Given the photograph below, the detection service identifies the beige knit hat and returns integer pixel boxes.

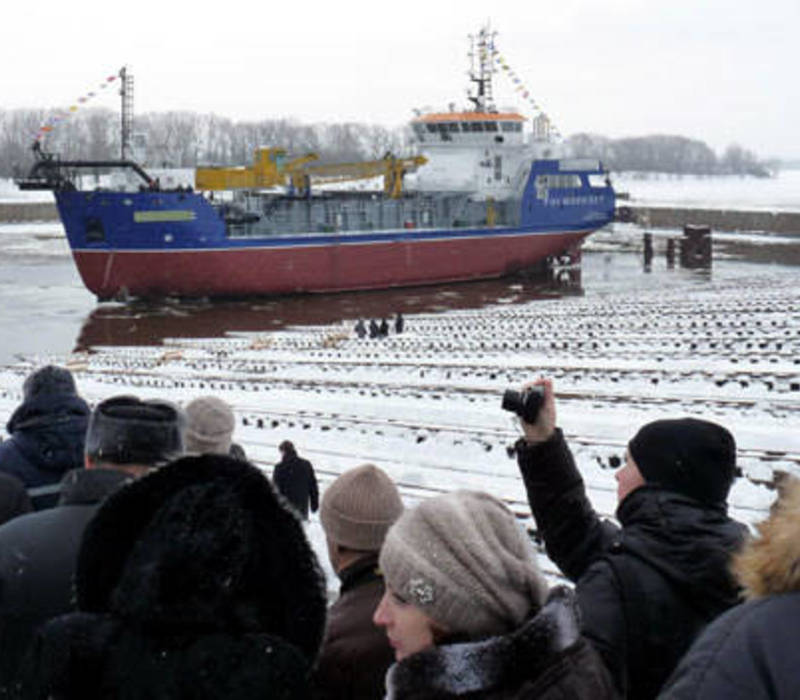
[379,490,547,639]
[184,396,236,456]
[320,464,403,551]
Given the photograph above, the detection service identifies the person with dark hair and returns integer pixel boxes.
[22,454,327,700]
[312,464,403,700]
[273,441,318,520]
[373,490,616,698]
[514,378,745,699]
[0,365,90,509]
[661,477,800,699]
[0,472,31,525]
[0,395,183,696]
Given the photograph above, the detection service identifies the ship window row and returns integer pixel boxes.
[536,174,583,189]
[416,121,523,136]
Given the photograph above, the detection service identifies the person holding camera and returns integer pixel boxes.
[509,378,746,699]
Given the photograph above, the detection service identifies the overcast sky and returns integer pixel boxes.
[4,0,798,158]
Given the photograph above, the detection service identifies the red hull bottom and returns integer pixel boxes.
[72,231,589,299]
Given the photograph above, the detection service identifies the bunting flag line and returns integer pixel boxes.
[489,46,562,141]
[32,71,120,143]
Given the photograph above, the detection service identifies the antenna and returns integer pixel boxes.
[467,25,497,113]
[120,66,134,161]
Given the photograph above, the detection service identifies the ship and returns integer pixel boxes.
[17,28,615,301]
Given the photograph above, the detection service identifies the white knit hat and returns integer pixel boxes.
[379,490,547,639]
[320,464,403,551]
[184,396,235,456]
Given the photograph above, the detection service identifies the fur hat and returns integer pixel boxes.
[320,463,403,551]
[76,455,327,660]
[85,395,184,467]
[628,418,737,505]
[184,396,236,455]
[380,490,547,639]
[22,365,76,400]
[734,476,800,599]
[26,455,327,699]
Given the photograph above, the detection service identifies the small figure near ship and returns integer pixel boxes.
[17,27,615,301]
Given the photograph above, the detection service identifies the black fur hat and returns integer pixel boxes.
[85,395,184,467]
[24,456,328,699]
[76,454,327,659]
[22,365,77,400]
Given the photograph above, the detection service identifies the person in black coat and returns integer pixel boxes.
[0,395,184,697]
[22,454,327,700]
[273,440,319,520]
[660,477,800,699]
[0,472,31,525]
[0,365,90,509]
[514,378,745,699]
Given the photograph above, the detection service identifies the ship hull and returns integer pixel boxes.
[70,226,592,299]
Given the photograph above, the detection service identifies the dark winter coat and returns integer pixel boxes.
[0,390,90,509]
[311,554,394,700]
[660,479,800,699]
[23,455,328,700]
[273,451,319,520]
[0,471,32,525]
[385,586,618,699]
[517,430,745,699]
[0,468,131,696]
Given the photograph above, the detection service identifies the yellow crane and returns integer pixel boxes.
[195,147,427,199]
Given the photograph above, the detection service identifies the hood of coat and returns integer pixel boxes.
[5,392,90,476]
[734,478,800,599]
[385,586,580,698]
[616,486,746,610]
[74,455,327,664]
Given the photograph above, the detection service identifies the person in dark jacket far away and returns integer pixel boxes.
[311,463,404,700]
[184,394,246,460]
[660,476,800,699]
[273,440,319,520]
[0,365,90,510]
[0,395,183,698]
[374,490,617,699]
[515,377,745,699]
[394,312,404,334]
[0,472,31,525]
[22,454,327,700]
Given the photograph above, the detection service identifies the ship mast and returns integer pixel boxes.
[467,26,497,113]
[120,66,134,161]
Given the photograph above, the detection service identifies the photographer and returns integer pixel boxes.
[510,378,745,699]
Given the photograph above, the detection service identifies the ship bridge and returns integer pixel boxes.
[409,111,555,201]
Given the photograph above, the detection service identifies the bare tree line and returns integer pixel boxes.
[1,107,771,178]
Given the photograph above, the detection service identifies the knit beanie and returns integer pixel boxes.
[184,396,236,455]
[628,417,737,505]
[320,464,403,551]
[379,490,547,639]
[22,365,77,400]
[85,395,184,467]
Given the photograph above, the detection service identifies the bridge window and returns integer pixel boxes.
[483,122,498,132]
[500,122,522,132]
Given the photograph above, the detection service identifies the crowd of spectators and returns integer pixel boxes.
[0,364,793,698]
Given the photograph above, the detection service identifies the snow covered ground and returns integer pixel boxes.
[0,224,797,589]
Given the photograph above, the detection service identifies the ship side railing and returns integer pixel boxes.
[16,158,154,191]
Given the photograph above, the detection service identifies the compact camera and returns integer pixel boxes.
[501,386,545,424]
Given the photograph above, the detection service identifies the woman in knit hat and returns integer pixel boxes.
[515,377,745,699]
[373,490,616,699]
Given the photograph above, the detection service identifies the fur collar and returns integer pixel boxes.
[735,478,800,598]
[386,586,580,698]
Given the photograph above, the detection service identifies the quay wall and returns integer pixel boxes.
[0,202,58,222]
[626,206,800,235]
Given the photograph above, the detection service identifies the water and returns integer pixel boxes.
[0,220,798,365]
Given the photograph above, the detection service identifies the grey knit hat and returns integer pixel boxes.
[379,490,547,639]
[184,396,236,456]
[320,464,403,551]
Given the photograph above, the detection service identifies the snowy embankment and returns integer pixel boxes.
[0,264,797,589]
